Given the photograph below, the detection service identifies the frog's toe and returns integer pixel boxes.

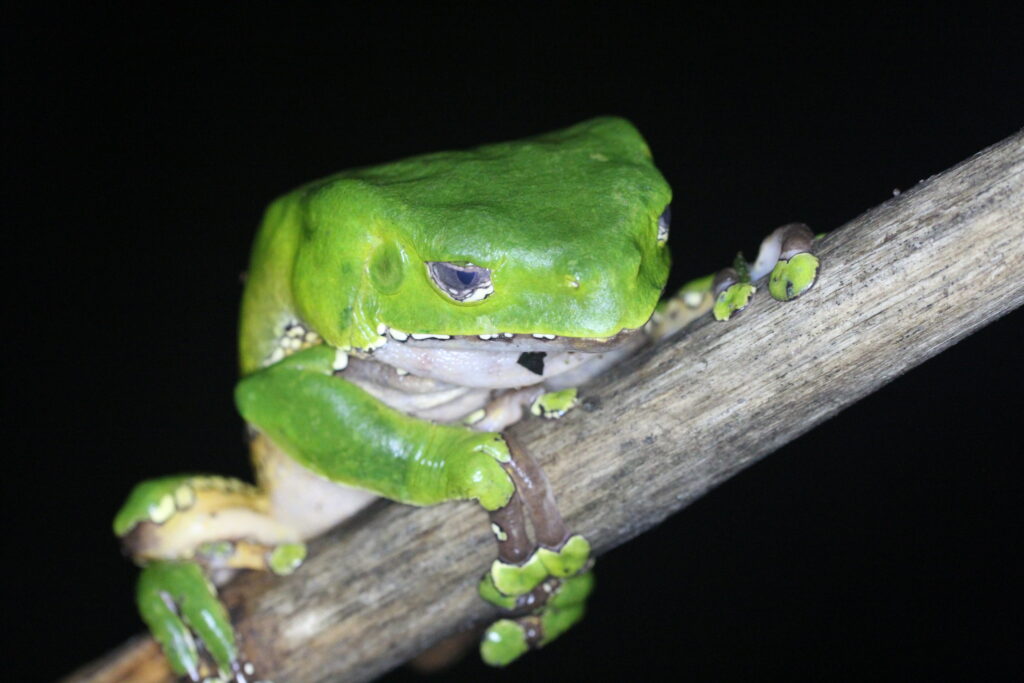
[479,572,519,609]
[137,561,237,681]
[713,282,756,321]
[489,552,549,596]
[768,251,820,301]
[547,570,594,608]
[530,388,579,419]
[488,533,591,596]
[481,618,532,666]
[536,534,591,577]
[268,541,307,575]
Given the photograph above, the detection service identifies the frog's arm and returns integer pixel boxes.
[235,345,515,510]
[238,345,593,665]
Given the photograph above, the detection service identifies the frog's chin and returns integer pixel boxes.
[364,322,648,354]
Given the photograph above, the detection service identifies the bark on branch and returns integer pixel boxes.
[68,131,1024,683]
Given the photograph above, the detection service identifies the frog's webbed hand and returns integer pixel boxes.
[115,476,306,680]
[476,434,593,666]
[649,222,820,339]
[712,222,820,321]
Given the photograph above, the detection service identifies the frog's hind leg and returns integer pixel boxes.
[119,433,373,680]
[116,466,311,681]
[477,434,593,666]
[117,472,305,576]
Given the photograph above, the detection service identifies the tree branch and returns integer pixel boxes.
[68,131,1023,683]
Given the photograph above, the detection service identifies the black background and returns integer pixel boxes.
[5,6,1022,682]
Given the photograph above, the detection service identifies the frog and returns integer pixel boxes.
[114,117,819,681]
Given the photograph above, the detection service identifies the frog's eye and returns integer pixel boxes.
[657,205,671,244]
[426,262,494,302]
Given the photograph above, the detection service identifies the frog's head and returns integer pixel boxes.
[290,117,672,352]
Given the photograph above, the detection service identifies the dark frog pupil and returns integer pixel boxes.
[456,269,477,286]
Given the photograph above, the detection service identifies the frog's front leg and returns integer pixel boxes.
[235,345,591,667]
[475,433,593,666]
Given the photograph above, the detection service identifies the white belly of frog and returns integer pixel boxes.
[352,378,493,421]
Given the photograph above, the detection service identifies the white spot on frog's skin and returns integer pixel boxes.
[362,334,388,351]
[411,333,451,340]
[389,329,409,341]
[532,333,556,340]
[376,323,388,336]
[684,291,704,308]
[148,495,176,524]
[396,368,409,376]
[332,349,349,371]
[243,662,255,675]
[264,322,322,366]
[174,484,196,510]
[479,334,497,340]
[490,522,508,541]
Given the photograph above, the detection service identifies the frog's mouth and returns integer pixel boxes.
[359,322,649,389]
[369,322,647,354]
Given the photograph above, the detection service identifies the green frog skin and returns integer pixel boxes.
[114,117,819,681]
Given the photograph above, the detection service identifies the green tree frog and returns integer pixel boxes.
[114,117,819,681]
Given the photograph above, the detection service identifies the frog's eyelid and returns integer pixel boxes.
[426,262,494,302]
[657,204,671,244]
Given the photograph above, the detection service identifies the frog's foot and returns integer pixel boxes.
[486,533,591,596]
[529,388,578,419]
[478,539,594,667]
[710,222,819,321]
[117,475,307,680]
[750,222,820,302]
[711,263,757,322]
[136,560,240,682]
[769,251,820,301]
[480,572,594,666]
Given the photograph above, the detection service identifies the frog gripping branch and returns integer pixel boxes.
[114,117,818,681]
